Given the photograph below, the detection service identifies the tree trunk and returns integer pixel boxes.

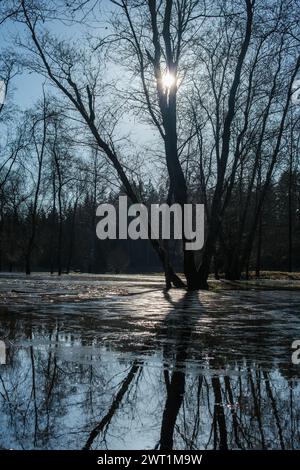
[288,130,293,273]
[66,199,78,274]
[255,215,262,278]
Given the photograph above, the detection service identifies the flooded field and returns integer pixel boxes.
[0,274,300,450]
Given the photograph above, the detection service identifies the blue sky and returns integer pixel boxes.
[1,0,113,108]
[2,1,158,142]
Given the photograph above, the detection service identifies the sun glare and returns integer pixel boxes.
[161,71,176,90]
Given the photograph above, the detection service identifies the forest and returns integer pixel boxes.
[0,0,299,289]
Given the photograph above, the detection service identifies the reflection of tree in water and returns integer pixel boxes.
[0,322,68,448]
[156,292,300,450]
[0,295,300,450]
[83,360,143,449]
[0,317,139,449]
[157,292,228,450]
[158,292,197,450]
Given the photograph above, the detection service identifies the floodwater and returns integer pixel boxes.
[0,274,300,450]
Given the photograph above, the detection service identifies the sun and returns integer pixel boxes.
[161,71,176,91]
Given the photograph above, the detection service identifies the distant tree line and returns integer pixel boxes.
[1,132,299,276]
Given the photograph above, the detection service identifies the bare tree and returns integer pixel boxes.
[24,91,49,275]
